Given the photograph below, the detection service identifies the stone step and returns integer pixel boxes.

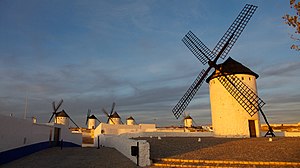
[151,158,300,167]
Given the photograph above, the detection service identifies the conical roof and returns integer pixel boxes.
[206,57,259,83]
[184,115,192,120]
[127,116,134,120]
[111,112,120,118]
[56,110,69,117]
[88,114,97,119]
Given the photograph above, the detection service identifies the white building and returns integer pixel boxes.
[207,57,261,138]
[55,110,69,126]
[87,115,97,129]
[184,115,193,128]
[109,112,121,125]
[0,114,82,164]
[126,116,135,125]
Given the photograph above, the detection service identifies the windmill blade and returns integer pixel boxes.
[53,99,63,112]
[217,74,265,117]
[102,108,110,123]
[172,69,210,119]
[182,31,215,65]
[69,116,80,128]
[48,113,55,123]
[102,108,110,117]
[212,4,257,59]
[109,117,115,124]
[96,117,101,123]
[52,101,56,112]
[133,119,138,125]
[110,102,116,115]
[85,110,91,126]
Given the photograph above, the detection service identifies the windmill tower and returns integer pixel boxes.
[183,115,193,128]
[172,4,275,137]
[48,99,80,128]
[86,109,101,129]
[55,110,70,126]
[126,116,135,125]
[102,102,123,125]
[207,57,261,137]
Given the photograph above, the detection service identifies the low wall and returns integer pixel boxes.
[96,134,151,167]
[284,131,300,137]
[0,114,81,165]
[121,131,213,139]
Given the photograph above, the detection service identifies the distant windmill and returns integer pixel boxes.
[181,113,196,128]
[86,109,101,129]
[48,99,79,128]
[126,116,137,125]
[102,102,123,125]
[172,4,275,137]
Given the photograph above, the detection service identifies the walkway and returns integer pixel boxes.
[1,147,138,168]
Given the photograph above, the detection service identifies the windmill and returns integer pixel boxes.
[181,113,196,128]
[48,99,63,123]
[126,116,137,125]
[86,109,101,129]
[102,102,123,125]
[172,4,275,137]
[48,99,80,128]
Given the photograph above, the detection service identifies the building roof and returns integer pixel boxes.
[56,110,69,117]
[206,57,259,83]
[184,115,193,120]
[88,114,97,119]
[110,112,120,118]
[127,116,134,120]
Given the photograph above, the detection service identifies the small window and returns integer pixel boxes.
[241,77,244,80]
[249,77,251,81]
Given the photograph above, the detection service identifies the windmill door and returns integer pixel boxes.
[54,127,61,146]
[248,120,256,137]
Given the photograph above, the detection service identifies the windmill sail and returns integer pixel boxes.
[172,4,258,119]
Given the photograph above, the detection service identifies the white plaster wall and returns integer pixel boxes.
[121,132,213,139]
[97,134,151,167]
[184,119,192,127]
[0,115,51,152]
[57,124,82,145]
[55,117,69,127]
[109,118,120,125]
[284,131,300,137]
[209,74,261,138]
[94,123,156,136]
[88,119,96,129]
[126,119,134,125]
[0,114,81,152]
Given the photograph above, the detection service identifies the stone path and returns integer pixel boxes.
[1,147,139,168]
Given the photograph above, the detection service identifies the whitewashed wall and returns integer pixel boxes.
[97,134,151,167]
[0,114,81,153]
[94,123,156,136]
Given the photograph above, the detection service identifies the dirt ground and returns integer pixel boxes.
[136,137,300,162]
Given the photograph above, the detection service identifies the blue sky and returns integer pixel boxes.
[0,0,299,127]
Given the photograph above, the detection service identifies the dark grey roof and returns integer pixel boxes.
[56,110,69,117]
[206,57,259,83]
[127,116,134,120]
[184,115,192,120]
[111,112,120,118]
[88,114,97,119]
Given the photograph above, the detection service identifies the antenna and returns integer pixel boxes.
[24,91,28,120]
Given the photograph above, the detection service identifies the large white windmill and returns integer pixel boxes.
[172,4,275,138]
